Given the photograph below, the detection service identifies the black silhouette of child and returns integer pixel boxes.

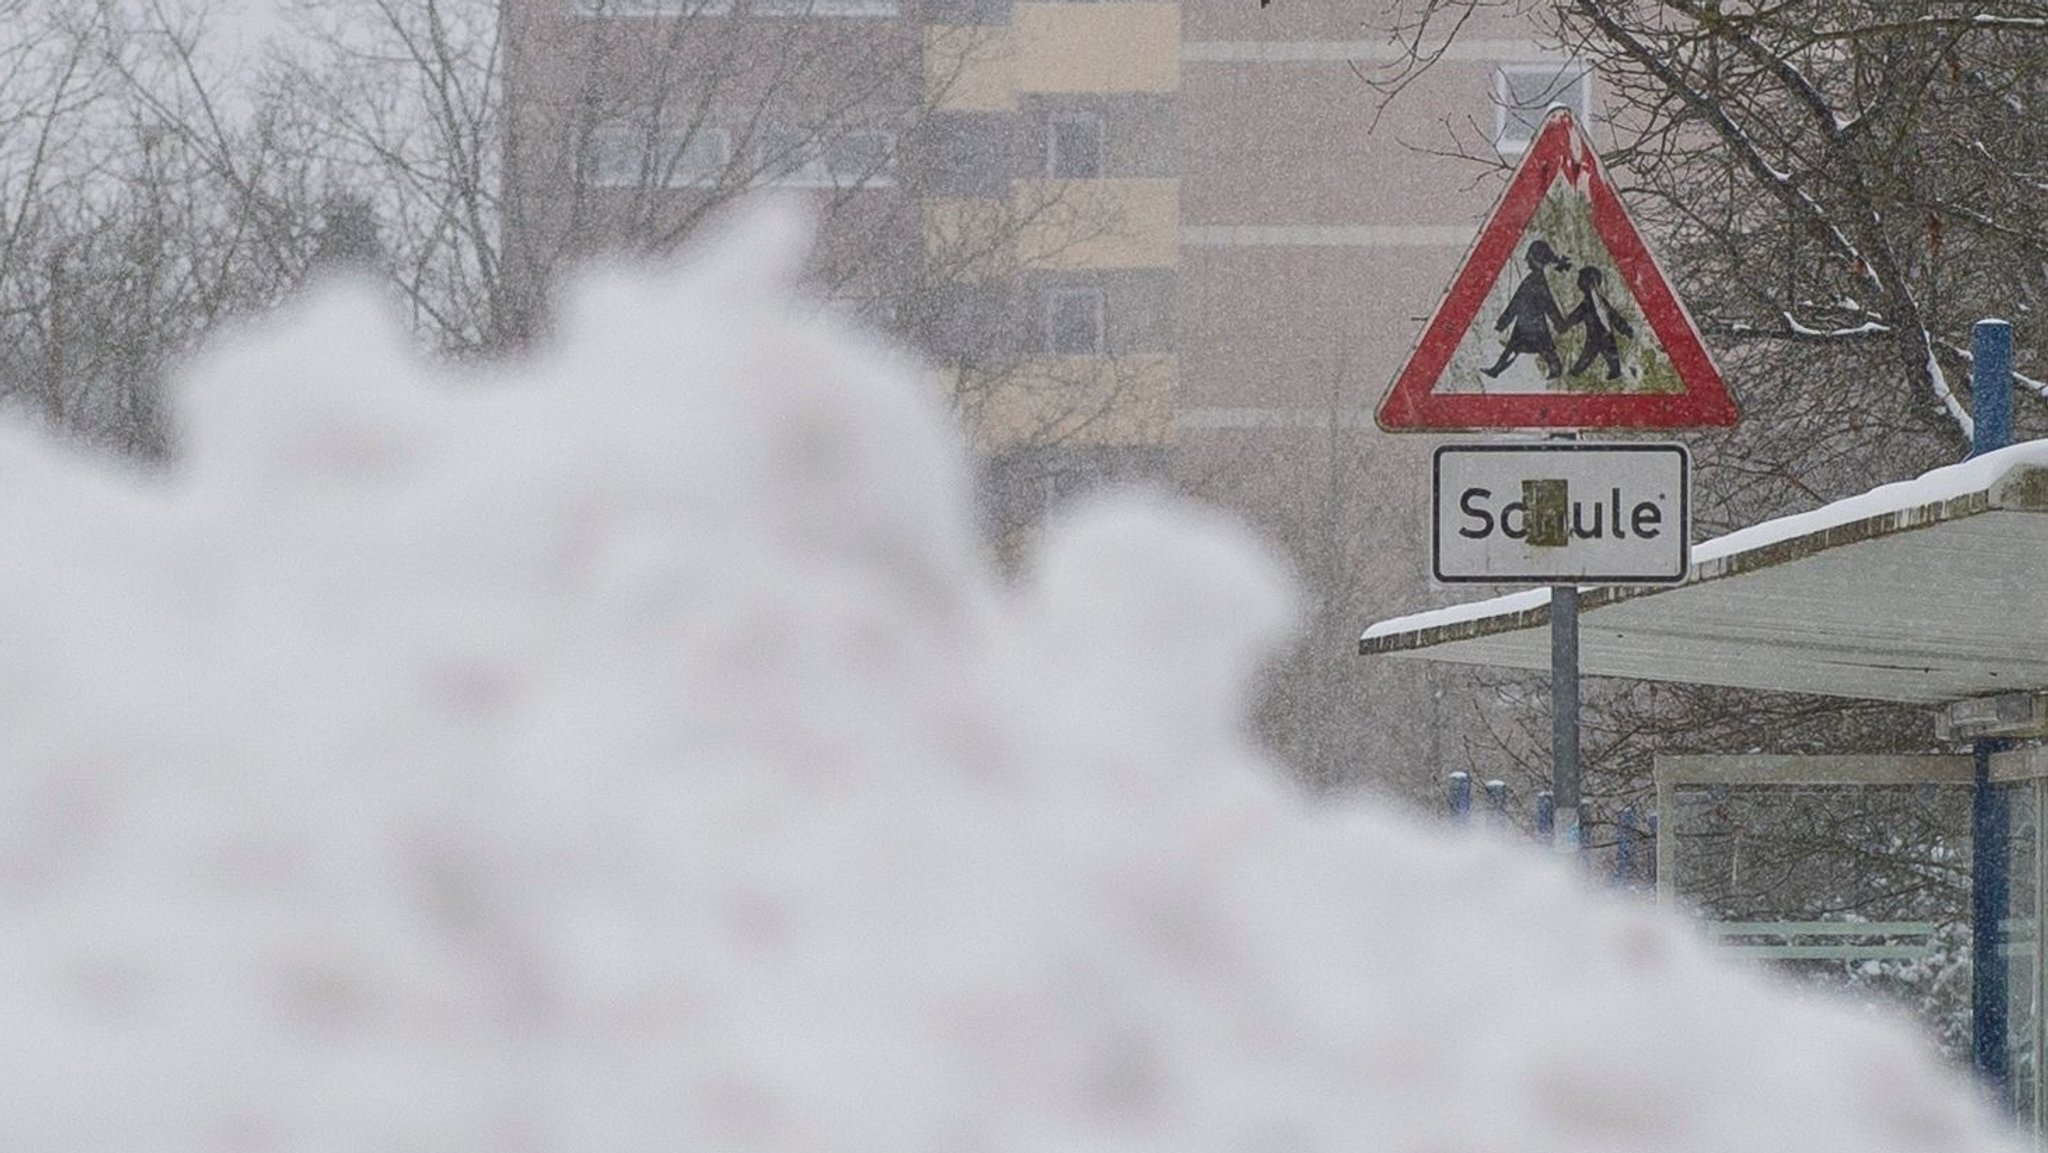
[1480,240,1570,380]
[1560,265,1634,380]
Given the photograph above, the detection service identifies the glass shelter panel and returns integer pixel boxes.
[1666,782,1975,1063]
[2007,778,2043,1137]
[1656,751,2048,1147]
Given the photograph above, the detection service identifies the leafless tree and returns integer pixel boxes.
[0,1,323,454]
[1365,0,2048,517]
[253,0,1167,542]
[0,0,1165,525]
[1336,0,2048,899]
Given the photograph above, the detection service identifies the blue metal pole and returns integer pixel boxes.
[1972,319,2014,460]
[1448,772,1472,825]
[1535,790,1554,840]
[1968,318,2016,1108]
[1614,805,1637,886]
[1973,737,2014,1106]
[1484,779,1508,828]
[1647,812,1659,889]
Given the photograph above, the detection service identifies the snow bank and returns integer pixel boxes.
[0,204,2021,1152]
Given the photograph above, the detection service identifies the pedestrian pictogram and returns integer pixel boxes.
[1376,108,1738,431]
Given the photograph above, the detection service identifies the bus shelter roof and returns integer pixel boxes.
[1359,442,2048,706]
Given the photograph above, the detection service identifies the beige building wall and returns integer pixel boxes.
[1173,0,1587,800]
[926,0,1186,542]
[506,0,1579,800]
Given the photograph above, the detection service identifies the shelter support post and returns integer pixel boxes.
[1973,737,2014,1105]
[1968,317,2017,1105]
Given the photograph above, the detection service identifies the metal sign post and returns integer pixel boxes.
[1429,440,1689,855]
[1370,108,1731,862]
[1551,582,1580,853]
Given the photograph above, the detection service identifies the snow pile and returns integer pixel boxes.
[0,206,2022,1152]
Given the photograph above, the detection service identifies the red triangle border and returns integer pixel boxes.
[1376,110,1739,431]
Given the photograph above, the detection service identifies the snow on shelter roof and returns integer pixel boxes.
[1359,440,2048,705]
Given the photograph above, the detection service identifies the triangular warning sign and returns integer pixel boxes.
[1377,109,1738,431]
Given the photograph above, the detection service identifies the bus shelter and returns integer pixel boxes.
[1361,442,2048,1131]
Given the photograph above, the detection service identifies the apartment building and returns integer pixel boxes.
[917,0,1182,536]
[1173,5,1594,789]
[504,0,1591,792]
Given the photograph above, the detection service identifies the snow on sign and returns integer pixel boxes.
[1378,109,1738,431]
[1434,443,1690,584]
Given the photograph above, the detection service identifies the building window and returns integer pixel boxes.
[754,125,896,188]
[587,121,644,187]
[1494,62,1592,154]
[752,124,814,184]
[829,287,902,330]
[575,0,728,14]
[660,128,731,186]
[750,0,900,13]
[586,122,730,188]
[984,445,1168,539]
[1046,286,1105,356]
[575,0,899,16]
[1047,114,1103,179]
[823,129,898,187]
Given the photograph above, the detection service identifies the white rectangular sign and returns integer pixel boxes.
[1433,443,1690,584]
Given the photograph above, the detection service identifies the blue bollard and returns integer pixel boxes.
[1971,319,2013,460]
[1647,812,1659,888]
[1448,772,1472,825]
[1614,805,1637,885]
